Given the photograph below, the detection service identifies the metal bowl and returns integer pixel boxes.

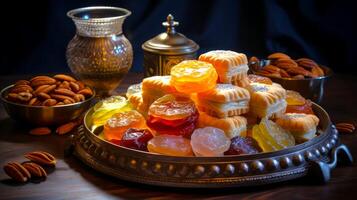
[69,102,353,188]
[249,60,333,103]
[0,85,95,126]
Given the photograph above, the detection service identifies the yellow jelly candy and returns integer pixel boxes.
[252,125,276,152]
[170,60,218,94]
[286,90,306,106]
[259,119,295,150]
[92,96,132,127]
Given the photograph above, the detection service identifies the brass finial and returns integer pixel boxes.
[162,14,179,34]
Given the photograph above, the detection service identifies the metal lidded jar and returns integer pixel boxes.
[142,14,199,77]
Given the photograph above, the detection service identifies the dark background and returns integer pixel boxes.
[0,0,355,75]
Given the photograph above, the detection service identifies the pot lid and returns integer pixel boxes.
[142,14,199,55]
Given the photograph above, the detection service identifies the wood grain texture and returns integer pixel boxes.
[0,73,356,200]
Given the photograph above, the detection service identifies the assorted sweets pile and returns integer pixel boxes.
[250,52,325,80]
[91,50,320,157]
[5,74,93,106]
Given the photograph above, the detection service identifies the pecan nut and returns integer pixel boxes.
[30,76,56,88]
[24,151,56,166]
[78,88,93,97]
[56,121,78,135]
[73,94,85,102]
[267,52,291,60]
[22,162,47,177]
[296,58,319,69]
[10,84,33,94]
[15,80,30,86]
[54,88,76,97]
[42,99,57,106]
[50,94,75,103]
[311,66,325,77]
[69,82,80,92]
[53,74,77,82]
[37,92,51,100]
[34,84,56,95]
[274,58,298,69]
[3,162,31,182]
[17,92,33,102]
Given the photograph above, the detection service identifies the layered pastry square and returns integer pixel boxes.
[196,84,250,118]
[246,82,287,118]
[198,112,247,138]
[198,50,250,87]
[128,92,148,116]
[275,113,319,142]
[141,76,177,106]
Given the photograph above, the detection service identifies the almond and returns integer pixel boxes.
[24,151,56,166]
[42,99,57,106]
[22,162,47,177]
[29,127,51,135]
[53,74,77,82]
[30,76,56,88]
[54,88,76,97]
[3,162,31,182]
[56,122,78,135]
[267,52,291,60]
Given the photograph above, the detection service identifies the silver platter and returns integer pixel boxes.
[70,103,353,188]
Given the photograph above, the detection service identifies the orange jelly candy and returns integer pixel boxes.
[147,94,198,138]
[104,110,146,141]
[147,135,193,156]
[170,60,218,94]
[286,90,306,106]
[286,100,314,114]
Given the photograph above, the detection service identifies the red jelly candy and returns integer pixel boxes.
[224,136,261,155]
[147,94,199,137]
[110,128,153,151]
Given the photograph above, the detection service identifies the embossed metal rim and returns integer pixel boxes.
[67,6,131,22]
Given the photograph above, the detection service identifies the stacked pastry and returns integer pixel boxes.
[246,82,287,119]
[199,50,250,87]
[195,51,251,139]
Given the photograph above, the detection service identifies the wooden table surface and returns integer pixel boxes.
[0,73,356,200]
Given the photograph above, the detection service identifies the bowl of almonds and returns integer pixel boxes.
[249,52,333,103]
[0,74,95,126]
